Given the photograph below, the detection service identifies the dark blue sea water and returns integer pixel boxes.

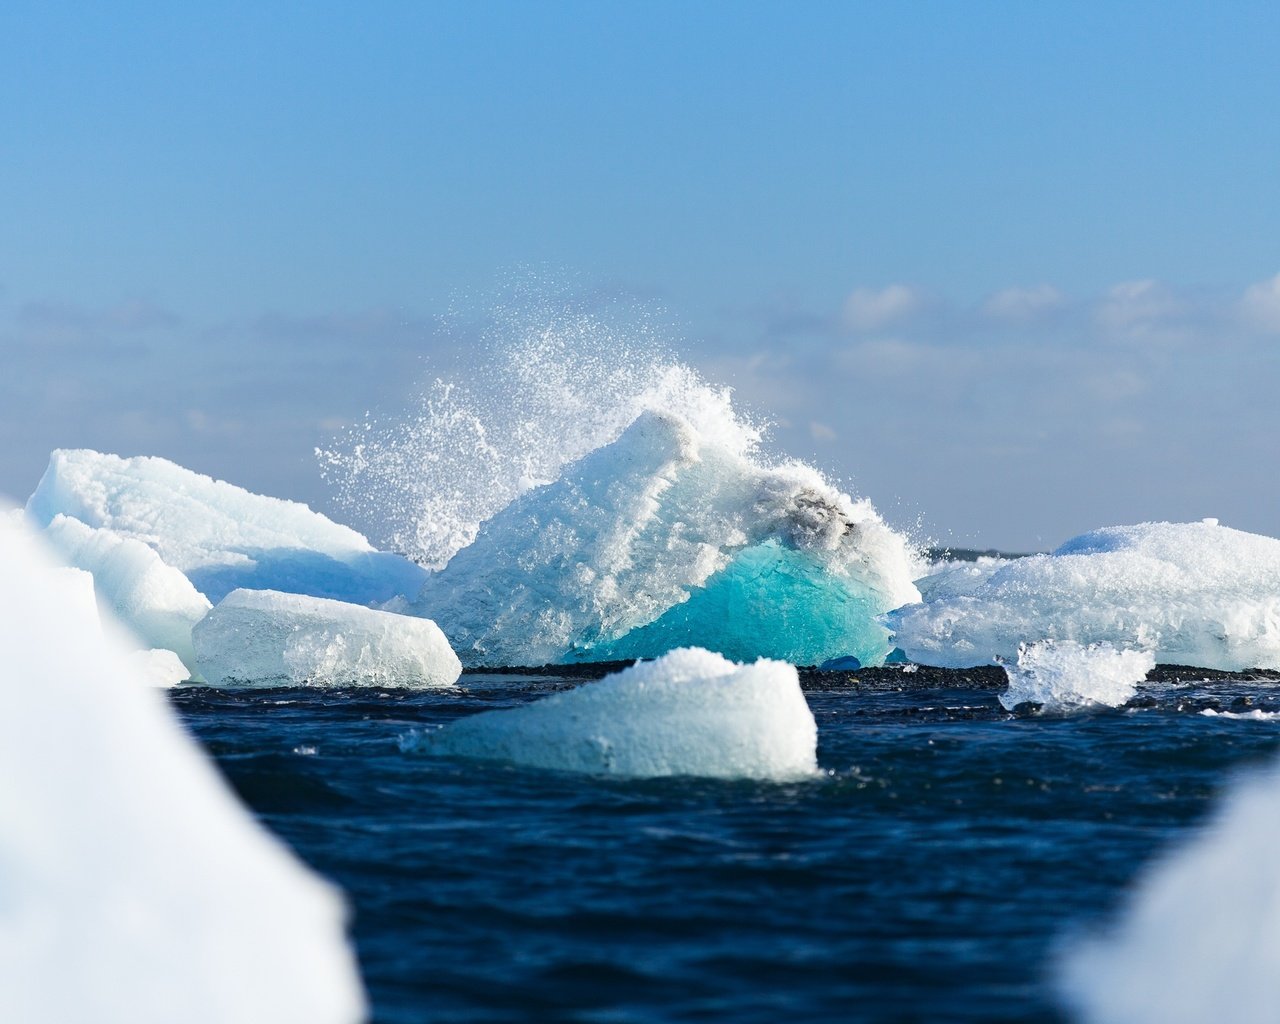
[171,668,1280,1024]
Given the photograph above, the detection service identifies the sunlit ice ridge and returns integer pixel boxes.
[318,292,923,668]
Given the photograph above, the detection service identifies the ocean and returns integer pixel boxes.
[172,665,1280,1023]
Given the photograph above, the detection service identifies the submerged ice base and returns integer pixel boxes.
[889,520,1280,672]
[417,410,920,667]
[194,589,461,688]
[411,647,818,780]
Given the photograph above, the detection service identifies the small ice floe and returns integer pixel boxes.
[407,646,818,780]
[26,448,426,604]
[1058,759,1280,1024]
[1200,708,1280,722]
[0,511,365,1023]
[999,640,1155,712]
[889,520,1280,672]
[193,589,461,688]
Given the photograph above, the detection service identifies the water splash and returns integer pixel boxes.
[317,290,765,568]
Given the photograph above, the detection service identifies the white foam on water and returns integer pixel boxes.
[999,640,1155,711]
[1059,759,1280,1024]
[0,514,365,1023]
[889,520,1280,671]
[194,588,461,688]
[406,647,819,780]
[1200,708,1280,722]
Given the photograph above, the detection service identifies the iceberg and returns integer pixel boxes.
[410,647,818,780]
[999,640,1155,711]
[194,588,461,688]
[887,520,1280,671]
[27,448,428,605]
[42,513,211,671]
[0,517,365,1023]
[416,410,921,667]
[1059,759,1280,1024]
[125,648,192,688]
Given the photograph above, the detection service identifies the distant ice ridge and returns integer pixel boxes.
[0,516,365,1022]
[408,647,818,779]
[888,520,1280,671]
[194,589,461,688]
[41,513,211,672]
[1059,759,1280,1024]
[28,448,427,604]
[999,640,1154,711]
[416,409,921,667]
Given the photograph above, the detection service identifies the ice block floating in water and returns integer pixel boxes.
[411,647,819,780]
[889,520,1280,672]
[194,588,461,688]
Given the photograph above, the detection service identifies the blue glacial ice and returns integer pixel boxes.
[408,646,818,780]
[194,588,461,688]
[27,448,427,605]
[415,409,921,667]
[0,514,364,1024]
[888,520,1280,671]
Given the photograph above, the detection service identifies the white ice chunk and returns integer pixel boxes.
[411,647,818,779]
[0,514,364,1024]
[1059,759,1280,1024]
[126,648,191,688]
[417,410,920,667]
[27,448,427,604]
[888,521,1280,671]
[194,588,461,688]
[42,513,211,671]
[999,640,1155,711]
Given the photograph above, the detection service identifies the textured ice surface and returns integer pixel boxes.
[888,521,1280,671]
[999,640,1155,711]
[194,588,461,688]
[0,518,364,1024]
[28,448,427,604]
[1059,759,1280,1024]
[412,647,818,779]
[417,410,920,667]
[42,513,211,671]
[126,648,191,688]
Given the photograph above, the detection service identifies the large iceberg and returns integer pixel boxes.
[194,588,461,688]
[410,647,818,780]
[1059,759,1280,1024]
[27,448,427,604]
[0,517,365,1023]
[415,410,921,667]
[888,520,1280,671]
[42,513,211,672]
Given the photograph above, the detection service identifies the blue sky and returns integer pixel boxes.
[2,2,1278,550]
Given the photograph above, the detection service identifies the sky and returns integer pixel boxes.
[2,1,1278,551]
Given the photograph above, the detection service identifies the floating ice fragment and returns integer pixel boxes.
[0,514,365,1023]
[888,521,1280,671]
[1059,759,1280,1024]
[194,588,461,688]
[126,648,191,688]
[411,647,819,780]
[42,513,211,671]
[417,410,920,667]
[999,640,1154,711]
[27,448,427,604]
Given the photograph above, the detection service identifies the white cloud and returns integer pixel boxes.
[1240,272,1280,333]
[1095,279,1186,337]
[841,284,923,332]
[982,284,1065,322]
